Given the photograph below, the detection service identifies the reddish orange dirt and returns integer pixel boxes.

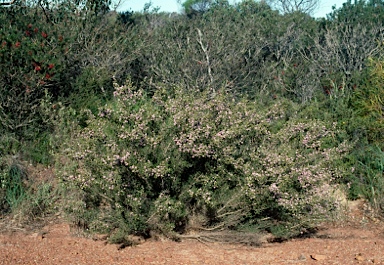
[1,200,384,265]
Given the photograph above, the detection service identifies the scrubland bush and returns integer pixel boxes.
[0,3,143,164]
[0,3,143,225]
[0,7,67,137]
[126,1,383,105]
[57,79,352,239]
[348,57,384,212]
[353,57,384,145]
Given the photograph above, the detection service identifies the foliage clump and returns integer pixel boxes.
[57,80,351,239]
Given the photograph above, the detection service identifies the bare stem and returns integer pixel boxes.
[196,28,214,85]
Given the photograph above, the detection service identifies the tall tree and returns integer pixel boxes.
[327,0,384,24]
[267,0,319,14]
[178,0,229,15]
[179,0,212,14]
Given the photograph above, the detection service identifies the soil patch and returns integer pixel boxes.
[1,200,383,264]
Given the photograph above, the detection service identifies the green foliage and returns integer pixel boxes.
[328,0,384,24]
[5,164,27,211]
[352,146,384,205]
[322,0,383,86]
[0,159,11,212]
[0,3,142,134]
[353,58,384,145]
[0,134,20,157]
[69,67,113,114]
[0,160,27,212]
[22,132,53,165]
[127,2,347,103]
[348,58,384,211]
[0,3,142,169]
[26,182,55,218]
[0,157,56,218]
[132,1,282,98]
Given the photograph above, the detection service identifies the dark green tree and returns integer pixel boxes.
[327,0,384,24]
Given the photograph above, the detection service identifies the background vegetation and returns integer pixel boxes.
[0,0,383,243]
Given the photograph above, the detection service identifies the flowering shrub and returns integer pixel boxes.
[245,121,351,234]
[0,7,67,136]
[58,79,352,238]
[0,6,138,139]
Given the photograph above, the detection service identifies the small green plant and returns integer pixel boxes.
[0,134,20,157]
[22,132,53,165]
[0,155,57,221]
[26,182,55,218]
[0,162,27,212]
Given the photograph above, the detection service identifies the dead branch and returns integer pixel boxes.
[188,222,225,232]
[216,209,243,219]
[177,230,264,246]
[196,28,213,85]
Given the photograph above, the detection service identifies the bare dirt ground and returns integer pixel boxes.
[1,200,384,265]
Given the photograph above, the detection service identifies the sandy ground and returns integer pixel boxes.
[1,199,384,265]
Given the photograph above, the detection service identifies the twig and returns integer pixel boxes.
[216,209,243,219]
[98,192,113,203]
[177,230,263,246]
[189,222,225,231]
[38,0,51,24]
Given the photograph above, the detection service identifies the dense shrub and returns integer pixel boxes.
[57,80,352,239]
[127,2,284,97]
[348,57,384,211]
[0,6,68,137]
[353,58,384,145]
[124,2,382,104]
[0,3,144,131]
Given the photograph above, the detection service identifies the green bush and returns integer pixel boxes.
[349,57,384,211]
[57,79,352,239]
[0,4,143,167]
[0,6,68,137]
[0,3,143,129]
[353,58,384,146]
